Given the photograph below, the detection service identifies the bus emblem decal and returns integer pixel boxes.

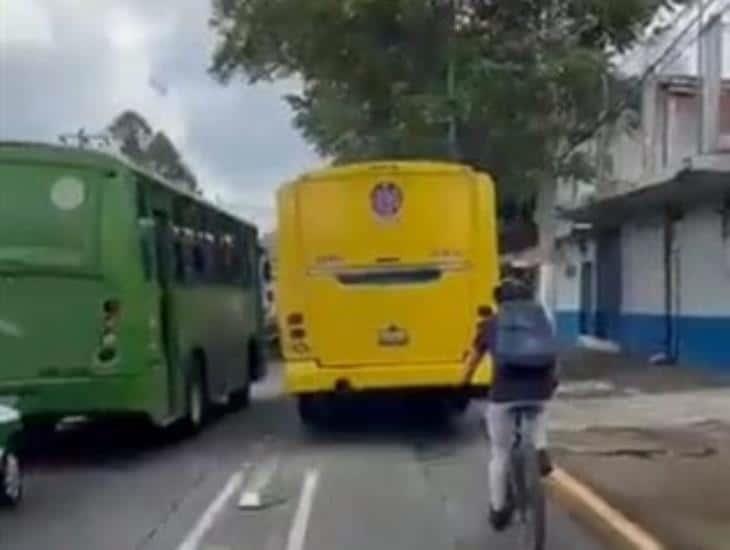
[378,324,409,347]
[371,182,403,219]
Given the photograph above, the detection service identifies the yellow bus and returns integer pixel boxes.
[276,161,499,424]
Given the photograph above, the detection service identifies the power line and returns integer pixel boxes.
[647,0,721,73]
[658,0,730,74]
[561,0,722,161]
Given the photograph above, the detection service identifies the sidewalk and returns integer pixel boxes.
[551,348,730,550]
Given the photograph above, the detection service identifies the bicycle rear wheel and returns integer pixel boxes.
[519,445,546,550]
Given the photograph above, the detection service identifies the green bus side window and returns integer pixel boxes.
[136,181,154,281]
[173,239,187,283]
[240,230,252,288]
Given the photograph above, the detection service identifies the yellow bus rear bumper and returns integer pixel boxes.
[284,358,492,395]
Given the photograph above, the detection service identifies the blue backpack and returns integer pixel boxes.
[494,300,558,368]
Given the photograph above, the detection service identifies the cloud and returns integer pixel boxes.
[0,0,54,48]
[0,1,321,230]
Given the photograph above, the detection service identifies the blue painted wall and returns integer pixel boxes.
[555,310,730,371]
[555,311,580,344]
[676,315,730,370]
[617,313,666,357]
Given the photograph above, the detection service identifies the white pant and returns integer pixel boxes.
[485,401,548,510]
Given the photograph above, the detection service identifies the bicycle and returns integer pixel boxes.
[507,403,546,550]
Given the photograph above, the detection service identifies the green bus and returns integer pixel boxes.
[0,142,265,432]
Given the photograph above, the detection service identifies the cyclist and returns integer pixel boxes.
[463,279,558,531]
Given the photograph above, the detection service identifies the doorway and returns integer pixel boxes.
[579,261,594,335]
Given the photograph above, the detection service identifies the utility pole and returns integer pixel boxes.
[697,0,705,153]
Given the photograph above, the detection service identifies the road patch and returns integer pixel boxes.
[237,455,282,510]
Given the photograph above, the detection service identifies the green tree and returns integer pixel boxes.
[107,110,199,193]
[210,0,679,203]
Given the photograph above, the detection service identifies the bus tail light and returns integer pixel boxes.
[292,342,310,354]
[287,313,304,326]
[103,299,121,329]
[286,313,310,354]
[98,299,121,362]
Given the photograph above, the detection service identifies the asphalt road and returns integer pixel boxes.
[0,367,606,550]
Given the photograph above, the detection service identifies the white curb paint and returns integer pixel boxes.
[550,467,665,550]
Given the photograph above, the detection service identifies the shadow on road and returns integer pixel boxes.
[15,389,488,472]
[20,420,177,471]
[297,396,487,456]
[17,406,243,471]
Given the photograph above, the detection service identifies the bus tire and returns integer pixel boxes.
[248,339,265,383]
[183,362,208,435]
[228,379,251,411]
[229,340,257,411]
[297,395,325,428]
[0,448,22,507]
[450,396,470,416]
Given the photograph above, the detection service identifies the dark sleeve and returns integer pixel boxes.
[473,317,495,354]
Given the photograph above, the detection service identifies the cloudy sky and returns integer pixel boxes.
[0,0,322,231]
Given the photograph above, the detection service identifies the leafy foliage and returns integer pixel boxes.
[210,0,681,204]
[107,111,199,192]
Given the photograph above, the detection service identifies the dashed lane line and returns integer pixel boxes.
[177,468,246,550]
[285,469,320,550]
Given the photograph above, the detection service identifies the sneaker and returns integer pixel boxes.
[489,504,513,531]
[538,449,553,477]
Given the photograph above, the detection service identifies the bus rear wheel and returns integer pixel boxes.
[230,341,257,411]
[228,381,251,411]
[182,366,208,435]
[450,396,470,416]
[297,395,327,428]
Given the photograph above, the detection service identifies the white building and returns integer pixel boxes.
[556,156,730,368]
[549,16,730,370]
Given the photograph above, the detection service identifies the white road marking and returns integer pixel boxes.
[285,469,320,550]
[177,470,245,550]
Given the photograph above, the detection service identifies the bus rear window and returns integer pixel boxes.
[0,164,98,270]
[336,268,442,286]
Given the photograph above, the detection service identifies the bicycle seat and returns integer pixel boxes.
[510,403,542,417]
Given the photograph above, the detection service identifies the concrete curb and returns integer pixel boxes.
[547,466,665,550]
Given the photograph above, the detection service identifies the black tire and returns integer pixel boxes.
[182,364,208,436]
[248,339,266,383]
[517,447,546,550]
[421,397,451,426]
[228,380,251,411]
[298,395,326,429]
[0,450,22,507]
[450,396,470,416]
[231,340,258,410]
